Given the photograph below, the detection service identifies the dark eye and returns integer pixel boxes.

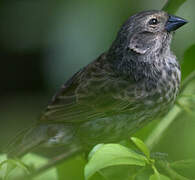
[149,18,158,25]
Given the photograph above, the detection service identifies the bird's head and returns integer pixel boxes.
[109,10,187,56]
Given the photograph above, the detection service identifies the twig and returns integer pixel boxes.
[158,161,189,180]
[17,146,82,180]
[145,105,181,150]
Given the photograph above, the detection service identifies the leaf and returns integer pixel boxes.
[150,163,171,180]
[181,45,195,81]
[131,137,150,159]
[150,173,160,180]
[0,159,30,174]
[0,154,7,179]
[22,153,49,169]
[150,165,170,180]
[22,153,58,180]
[150,173,170,180]
[102,165,142,180]
[0,158,30,179]
[0,154,7,163]
[1,153,57,180]
[134,166,153,180]
[88,144,104,160]
[4,162,17,180]
[84,144,146,179]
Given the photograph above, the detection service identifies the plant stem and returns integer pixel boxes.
[158,161,189,180]
[145,105,181,150]
[16,146,81,180]
[163,0,187,14]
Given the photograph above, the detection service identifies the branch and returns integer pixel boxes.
[158,161,189,180]
[16,146,82,180]
[145,106,181,149]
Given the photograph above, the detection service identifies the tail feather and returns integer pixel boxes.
[3,124,78,158]
[4,125,49,158]
[3,128,29,157]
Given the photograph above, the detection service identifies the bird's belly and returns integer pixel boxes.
[77,111,155,146]
[77,66,180,146]
[77,86,179,147]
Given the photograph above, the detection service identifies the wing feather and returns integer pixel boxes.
[39,54,134,124]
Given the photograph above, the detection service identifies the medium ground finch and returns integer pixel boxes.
[5,10,187,158]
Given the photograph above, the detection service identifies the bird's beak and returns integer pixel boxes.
[165,15,188,32]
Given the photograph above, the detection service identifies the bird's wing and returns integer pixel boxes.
[39,54,135,124]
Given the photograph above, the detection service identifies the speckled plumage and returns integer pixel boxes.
[6,10,186,157]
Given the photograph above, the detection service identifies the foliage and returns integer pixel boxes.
[85,137,169,180]
[0,153,57,180]
[1,137,194,179]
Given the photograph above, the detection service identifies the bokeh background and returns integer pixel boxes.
[0,0,195,179]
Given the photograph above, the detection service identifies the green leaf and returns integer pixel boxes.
[1,153,57,180]
[84,144,146,179]
[88,144,104,160]
[0,154,7,179]
[0,154,7,163]
[22,153,49,169]
[134,166,153,180]
[22,153,58,180]
[150,165,170,180]
[150,173,170,180]
[0,158,30,180]
[131,137,150,159]
[0,159,30,174]
[99,165,141,180]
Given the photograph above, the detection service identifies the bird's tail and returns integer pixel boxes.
[3,125,47,158]
[3,124,77,158]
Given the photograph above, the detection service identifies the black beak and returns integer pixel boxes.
[165,15,188,32]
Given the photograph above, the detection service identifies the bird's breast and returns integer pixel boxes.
[133,58,181,117]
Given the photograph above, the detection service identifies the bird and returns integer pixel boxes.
[5,10,187,158]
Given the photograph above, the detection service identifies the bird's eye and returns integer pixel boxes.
[149,18,158,25]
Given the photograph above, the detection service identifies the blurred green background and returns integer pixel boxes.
[0,0,195,179]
